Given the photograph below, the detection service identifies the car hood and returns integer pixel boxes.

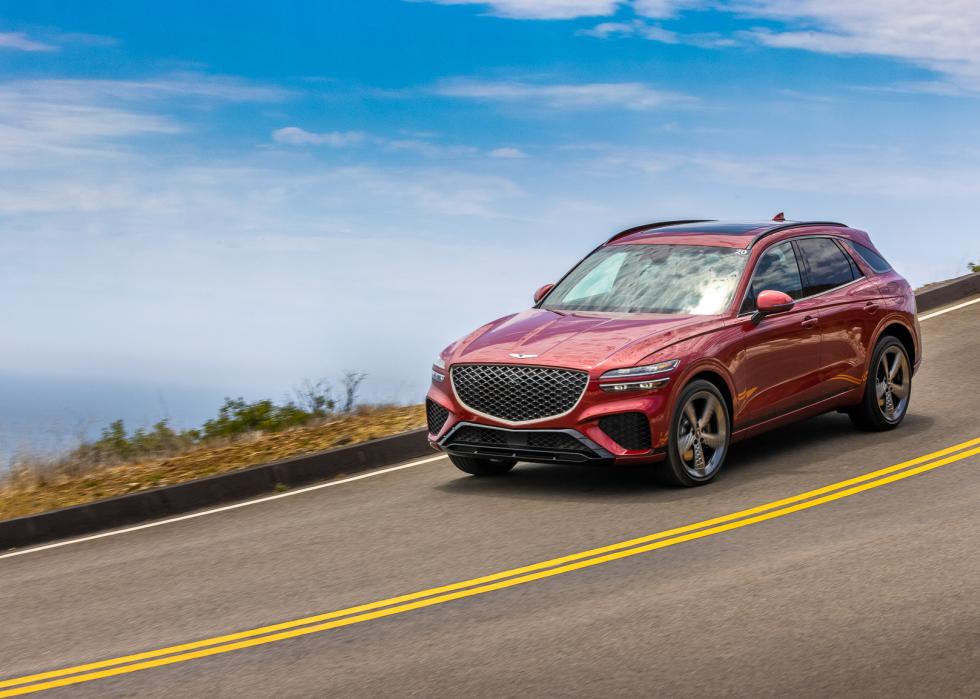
[450,308,717,371]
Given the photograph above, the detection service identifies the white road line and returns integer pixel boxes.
[0,454,448,560]
[918,295,980,320]
[3,294,977,560]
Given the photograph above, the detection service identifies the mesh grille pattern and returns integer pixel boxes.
[526,432,587,451]
[447,425,591,453]
[452,425,507,445]
[426,399,450,435]
[451,364,588,422]
[599,413,652,451]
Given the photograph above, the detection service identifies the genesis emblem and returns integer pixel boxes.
[509,353,538,359]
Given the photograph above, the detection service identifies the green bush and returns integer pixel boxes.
[201,398,313,440]
[62,373,366,467]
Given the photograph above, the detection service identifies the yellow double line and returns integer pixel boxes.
[2,437,978,696]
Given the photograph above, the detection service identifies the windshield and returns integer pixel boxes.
[542,244,748,315]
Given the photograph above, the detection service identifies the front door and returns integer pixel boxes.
[732,241,824,425]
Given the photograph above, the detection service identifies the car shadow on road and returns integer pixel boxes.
[434,411,937,504]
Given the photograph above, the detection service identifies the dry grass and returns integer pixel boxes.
[0,404,425,521]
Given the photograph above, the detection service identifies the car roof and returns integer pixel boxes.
[607,219,856,249]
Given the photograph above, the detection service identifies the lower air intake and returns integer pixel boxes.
[426,399,450,435]
[442,424,605,463]
[598,413,652,451]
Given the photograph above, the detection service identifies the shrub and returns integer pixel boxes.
[3,372,368,486]
[201,397,313,440]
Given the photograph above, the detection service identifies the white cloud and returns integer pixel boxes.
[632,0,701,18]
[433,79,695,110]
[423,1,980,90]
[272,127,367,147]
[271,128,479,157]
[489,147,528,158]
[0,75,289,166]
[384,138,479,157]
[26,74,291,102]
[0,87,179,164]
[419,0,700,19]
[421,0,621,19]
[579,19,736,46]
[735,0,980,90]
[578,143,980,199]
[0,31,56,52]
[578,19,678,42]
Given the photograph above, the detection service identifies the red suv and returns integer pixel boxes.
[426,220,920,486]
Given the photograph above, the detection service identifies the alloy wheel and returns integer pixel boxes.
[876,346,910,422]
[676,390,728,479]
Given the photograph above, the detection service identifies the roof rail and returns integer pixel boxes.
[750,220,847,247]
[605,219,715,245]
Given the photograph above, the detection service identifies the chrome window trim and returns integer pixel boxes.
[449,363,590,427]
[735,234,867,317]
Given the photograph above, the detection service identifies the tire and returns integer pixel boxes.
[449,454,517,476]
[659,380,731,487]
[848,336,911,431]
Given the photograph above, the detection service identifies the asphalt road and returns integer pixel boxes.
[1,299,978,698]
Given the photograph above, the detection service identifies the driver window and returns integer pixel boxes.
[563,250,627,303]
[741,242,804,313]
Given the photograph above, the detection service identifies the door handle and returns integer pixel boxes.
[864,302,879,313]
[801,316,818,329]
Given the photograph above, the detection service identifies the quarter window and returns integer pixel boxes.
[849,242,892,273]
[741,241,803,313]
[797,238,857,296]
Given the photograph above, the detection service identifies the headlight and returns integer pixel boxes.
[598,359,678,393]
[432,356,446,382]
[599,359,679,380]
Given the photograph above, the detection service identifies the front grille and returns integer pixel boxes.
[451,364,588,422]
[599,413,652,451]
[426,399,450,435]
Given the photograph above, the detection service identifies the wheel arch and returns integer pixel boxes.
[675,363,735,426]
[874,320,917,368]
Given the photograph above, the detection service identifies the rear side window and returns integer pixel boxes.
[741,241,803,313]
[849,242,893,273]
[796,238,856,296]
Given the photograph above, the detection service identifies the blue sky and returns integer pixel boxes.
[1,0,978,454]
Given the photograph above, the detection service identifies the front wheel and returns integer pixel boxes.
[449,454,517,476]
[659,380,731,487]
[848,336,911,431]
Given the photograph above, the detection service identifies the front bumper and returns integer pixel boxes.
[440,421,615,465]
[426,372,671,465]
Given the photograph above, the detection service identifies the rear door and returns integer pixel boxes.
[794,237,881,401]
[734,241,825,424]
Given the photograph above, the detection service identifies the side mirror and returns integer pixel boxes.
[534,283,555,304]
[752,289,794,324]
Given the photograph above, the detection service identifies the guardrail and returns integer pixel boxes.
[1,428,430,550]
[914,272,980,312]
[3,271,979,551]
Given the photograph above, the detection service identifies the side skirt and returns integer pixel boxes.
[731,387,863,443]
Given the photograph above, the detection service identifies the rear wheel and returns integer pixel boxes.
[849,336,911,431]
[659,380,730,487]
[449,454,517,476]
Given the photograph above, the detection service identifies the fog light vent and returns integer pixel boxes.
[426,399,450,435]
[598,413,651,451]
